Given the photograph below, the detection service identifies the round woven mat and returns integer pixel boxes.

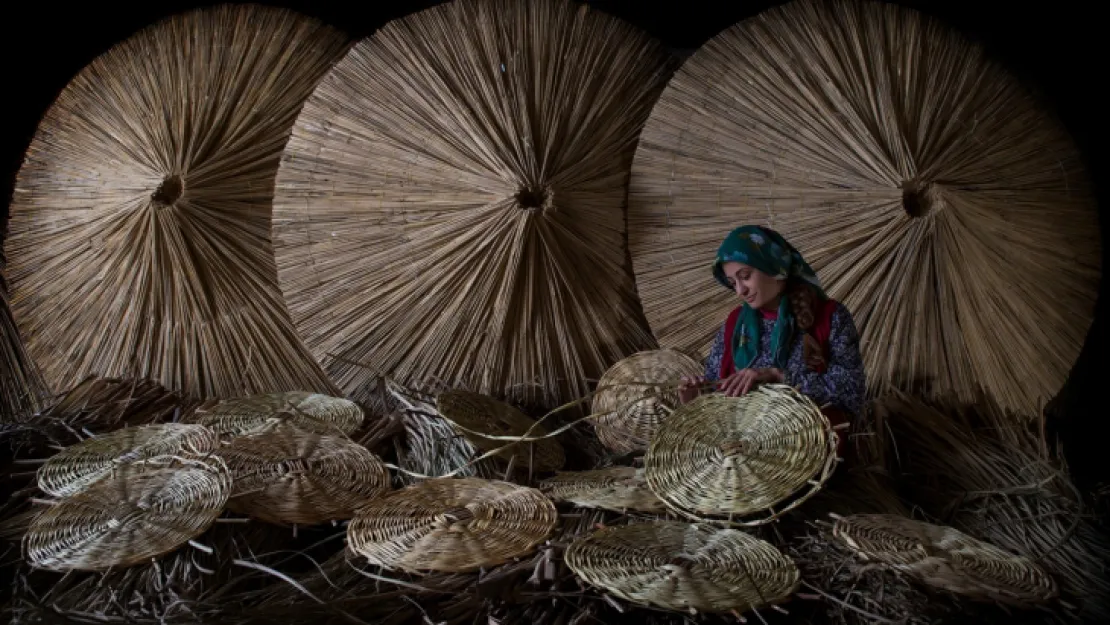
[215,427,389,525]
[190,392,364,438]
[832,513,1057,605]
[347,477,556,573]
[5,5,349,399]
[626,0,1099,419]
[38,423,218,498]
[591,349,703,454]
[25,459,230,571]
[644,385,835,521]
[540,467,665,514]
[565,520,799,613]
[437,390,565,472]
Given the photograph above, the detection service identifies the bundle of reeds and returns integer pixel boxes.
[4,5,352,400]
[0,239,46,422]
[626,0,1099,419]
[271,0,675,408]
[875,393,1110,623]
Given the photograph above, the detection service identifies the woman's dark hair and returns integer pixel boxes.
[786,278,826,372]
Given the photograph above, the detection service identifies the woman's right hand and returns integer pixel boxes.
[678,375,705,404]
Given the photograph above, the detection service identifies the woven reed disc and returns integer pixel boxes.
[832,513,1057,605]
[591,349,703,454]
[539,467,665,513]
[626,0,1099,419]
[25,460,230,571]
[190,392,364,438]
[644,385,832,518]
[271,0,672,408]
[347,477,556,573]
[436,390,565,472]
[38,423,218,498]
[215,427,390,525]
[5,6,350,399]
[565,520,799,613]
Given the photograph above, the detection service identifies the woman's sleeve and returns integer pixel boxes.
[704,325,725,382]
[784,304,866,416]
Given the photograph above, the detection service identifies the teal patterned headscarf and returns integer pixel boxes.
[713,226,825,371]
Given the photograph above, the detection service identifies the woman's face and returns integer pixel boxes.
[720,261,785,311]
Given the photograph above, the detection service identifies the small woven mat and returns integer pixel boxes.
[644,385,835,522]
[190,392,364,437]
[540,467,665,514]
[347,477,556,572]
[436,390,565,472]
[25,458,230,571]
[37,423,219,498]
[215,426,390,525]
[592,349,703,454]
[832,513,1058,605]
[565,520,799,613]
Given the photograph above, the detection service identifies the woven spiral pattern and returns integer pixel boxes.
[539,467,665,513]
[25,460,231,571]
[591,349,703,454]
[214,427,389,525]
[437,390,565,472]
[189,392,364,438]
[38,423,219,498]
[833,513,1058,605]
[626,0,1099,418]
[644,385,834,520]
[347,477,556,572]
[565,521,799,613]
[272,0,672,408]
[5,6,350,399]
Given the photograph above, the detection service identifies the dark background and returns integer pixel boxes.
[1,1,1105,489]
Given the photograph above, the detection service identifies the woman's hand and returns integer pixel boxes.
[678,375,705,404]
[718,368,784,397]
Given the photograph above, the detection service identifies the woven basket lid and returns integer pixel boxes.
[270,0,672,408]
[190,392,364,438]
[644,385,835,521]
[832,513,1057,605]
[436,390,565,472]
[626,0,1099,419]
[25,459,230,571]
[214,426,389,526]
[4,5,350,399]
[591,349,703,454]
[347,477,556,573]
[540,467,665,514]
[37,423,219,498]
[565,520,799,613]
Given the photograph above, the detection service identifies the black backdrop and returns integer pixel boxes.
[1,1,1105,489]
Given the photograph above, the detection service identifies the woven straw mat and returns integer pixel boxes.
[540,467,665,514]
[644,384,834,519]
[565,520,799,613]
[591,349,703,455]
[347,477,556,573]
[25,459,231,571]
[190,391,364,438]
[214,426,389,525]
[37,423,218,498]
[832,513,1058,605]
[436,390,565,472]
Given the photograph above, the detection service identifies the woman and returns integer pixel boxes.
[679,225,866,426]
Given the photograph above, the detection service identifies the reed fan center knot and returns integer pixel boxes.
[718,439,750,457]
[901,179,939,219]
[151,174,185,207]
[277,458,311,475]
[440,506,476,526]
[514,184,553,213]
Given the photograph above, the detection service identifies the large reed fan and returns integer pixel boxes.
[272,0,671,406]
[627,0,1099,417]
[5,6,351,399]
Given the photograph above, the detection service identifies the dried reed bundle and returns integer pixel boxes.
[437,390,566,472]
[1,238,47,422]
[21,377,187,445]
[272,0,674,408]
[626,0,1099,418]
[5,6,351,399]
[876,393,1110,622]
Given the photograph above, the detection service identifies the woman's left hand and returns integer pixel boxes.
[718,368,784,397]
